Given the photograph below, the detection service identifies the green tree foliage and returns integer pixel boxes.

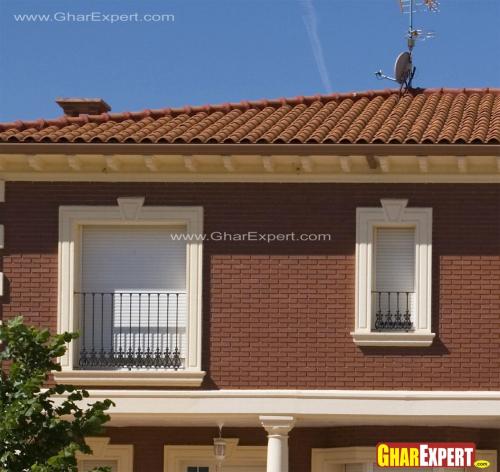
[0,317,114,472]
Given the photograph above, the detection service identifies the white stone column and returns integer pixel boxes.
[260,416,295,472]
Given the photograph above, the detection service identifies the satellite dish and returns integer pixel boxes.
[394,52,412,84]
[374,0,440,89]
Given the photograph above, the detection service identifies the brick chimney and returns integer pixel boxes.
[56,98,111,117]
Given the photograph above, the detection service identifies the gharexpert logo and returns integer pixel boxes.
[376,443,488,468]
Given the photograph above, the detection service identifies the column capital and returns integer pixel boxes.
[259,416,296,436]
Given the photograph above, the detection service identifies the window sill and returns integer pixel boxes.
[53,370,206,387]
[351,331,435,347]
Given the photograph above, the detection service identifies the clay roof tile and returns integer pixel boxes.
[1,88,498,145]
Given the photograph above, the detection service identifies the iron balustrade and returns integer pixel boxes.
[372,291,414,331]
[75,291,187,370]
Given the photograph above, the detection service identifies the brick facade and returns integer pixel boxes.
[1,182,499,390]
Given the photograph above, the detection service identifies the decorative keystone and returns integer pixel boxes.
[380,198,409,222]
[117,197,145,221]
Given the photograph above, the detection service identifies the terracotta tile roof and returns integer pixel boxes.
[1,88,499,145]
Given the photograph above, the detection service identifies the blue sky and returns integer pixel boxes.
[0,0,499,121]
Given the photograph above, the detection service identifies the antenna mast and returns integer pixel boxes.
[375,0,439,91]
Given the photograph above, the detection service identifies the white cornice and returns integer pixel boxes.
[61,389,500,428]
[77,389,500,400]
[0,151,499,182]
[2,172,500,183]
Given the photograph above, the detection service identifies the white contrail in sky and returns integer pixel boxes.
[300,0,333,94]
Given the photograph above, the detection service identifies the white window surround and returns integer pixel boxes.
[353,199,435,347]
[163,439,266,472]
[76,437,133,472]
[311,447,497,472]
[55,197,205,387]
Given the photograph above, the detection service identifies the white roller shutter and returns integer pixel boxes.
[373,227,416,328]
[81,225,186,292]
[79,225,188,367]
[374,227,415,292]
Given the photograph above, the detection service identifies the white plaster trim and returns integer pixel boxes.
[351,332,435,346]
[418,156,429,173]
[57,204,204,377]
[311,447,497,472]
[457,155,468,173]
[116,196,145,220]
[164,440,266,472]
[301,156,313,173]
[183,156,197,172]
[53,369,206,387]
[0,224,4,249]
[0,148,498,180]
[380,198,408,222]
[260,416,294,472]
[28,156,44,171]
[223,155,236,172]
[105,156,121,172]
[144,156,159,172]
[378,156,390,173]
[262,156,275,173]
[340,156,352,173]
[64,389,500,428]
[68,155,82,171]
[3,172,500,183]
[354,201,434,346]
[78,389,500,400]
[260,416,296,435]
[76,437,133,472]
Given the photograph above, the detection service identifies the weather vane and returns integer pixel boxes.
[375,0,440,91]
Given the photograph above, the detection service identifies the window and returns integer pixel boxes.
[76,438,133,472]
[79,225,188,371]
[55,198,205,387]
[372,227,416,331]
[353,199,434,347]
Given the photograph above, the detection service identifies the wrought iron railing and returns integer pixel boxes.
[75,291,187,370]
[372,291,414,331]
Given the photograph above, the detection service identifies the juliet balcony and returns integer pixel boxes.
[75,291,188,371]
[372,291,415,331]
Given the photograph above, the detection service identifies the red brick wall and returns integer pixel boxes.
[1,182,499,390]
[104,426,500,472]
